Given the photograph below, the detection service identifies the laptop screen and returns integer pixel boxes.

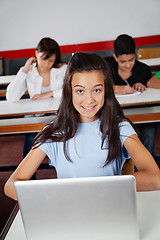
[15,175,139,240]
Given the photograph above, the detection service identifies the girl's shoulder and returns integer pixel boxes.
[119,120,137,136]
[119,120,133,129]
[118,120,137,146]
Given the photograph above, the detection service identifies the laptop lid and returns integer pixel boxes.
[14,175,139,240]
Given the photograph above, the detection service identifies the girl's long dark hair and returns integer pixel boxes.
[33,52,131,166]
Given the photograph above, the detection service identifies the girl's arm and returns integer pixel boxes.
[124,134,160,191]
[6,57,37,102]
[31,91,54,100]
[4,147,46,200]
[21,57,36,73]
[6,70,27,102]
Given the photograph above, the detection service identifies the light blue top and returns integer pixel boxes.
[39,119,136,178]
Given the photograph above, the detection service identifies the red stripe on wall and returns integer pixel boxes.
[134,35,160,47]
[0,35,160,60]
[0,49,35,60]
[60,40,114,54]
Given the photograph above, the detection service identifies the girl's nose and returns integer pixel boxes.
[86,93,93,104]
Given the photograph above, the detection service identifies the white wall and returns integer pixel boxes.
[0,0,160,51]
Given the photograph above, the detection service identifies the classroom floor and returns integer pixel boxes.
[0,125,160,235]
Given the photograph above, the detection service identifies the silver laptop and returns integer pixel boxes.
[14,175,139,240]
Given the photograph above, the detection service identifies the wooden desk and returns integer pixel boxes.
[2,190,160,240]
[1,105,158,134]
[0,98,60,134]
[0,88,160,134]
[116,88,160,124]
[123,106,160,124]
[0,116,55,135]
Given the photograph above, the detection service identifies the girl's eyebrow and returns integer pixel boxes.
[74,84,103,88]
[74,84,85,88]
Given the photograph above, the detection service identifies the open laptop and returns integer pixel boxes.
[14,175,139,240]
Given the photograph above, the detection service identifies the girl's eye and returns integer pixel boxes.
[77,90,84,94]
[94,89,101,93]
[49,59,55,63]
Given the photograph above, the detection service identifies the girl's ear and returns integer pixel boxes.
[35,50,38,58]
[113,53,118,62]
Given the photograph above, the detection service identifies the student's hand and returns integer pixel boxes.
[114,85,135,95]
[31,91,53,100]
[132,83,146,92]
[4,147,46,200]
[22,57,37,73]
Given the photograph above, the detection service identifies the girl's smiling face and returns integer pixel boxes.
[71,70,105,123]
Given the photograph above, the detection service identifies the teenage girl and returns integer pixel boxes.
[6,37,67,157]
[4,52,160,200]
[6,37,67,101]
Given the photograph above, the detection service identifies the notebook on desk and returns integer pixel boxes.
[14,175,139,240]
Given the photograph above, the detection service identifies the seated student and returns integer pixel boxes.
[6,37,67,101]
[147,71,160,89]
[4,53,160,201]
[104,34,152,95]
[104,34,156,156]
[6,37,67,157]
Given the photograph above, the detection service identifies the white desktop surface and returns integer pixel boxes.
[4,191,160,240]
[0,88,159,117]
[136,191,160,240]
[139,58,160,67]
[0,75,16,85]
[116,88,160,106]
[0,97,61,117]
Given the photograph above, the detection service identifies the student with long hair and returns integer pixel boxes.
[6,37,67,157]
[6,37,67,101]
[4,53,160,200]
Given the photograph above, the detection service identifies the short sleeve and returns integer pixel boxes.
[119,121,137,146]
[117,121,137,166]
[38,142,57,167]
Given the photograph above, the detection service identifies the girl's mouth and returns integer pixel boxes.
[82,105,96,111]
